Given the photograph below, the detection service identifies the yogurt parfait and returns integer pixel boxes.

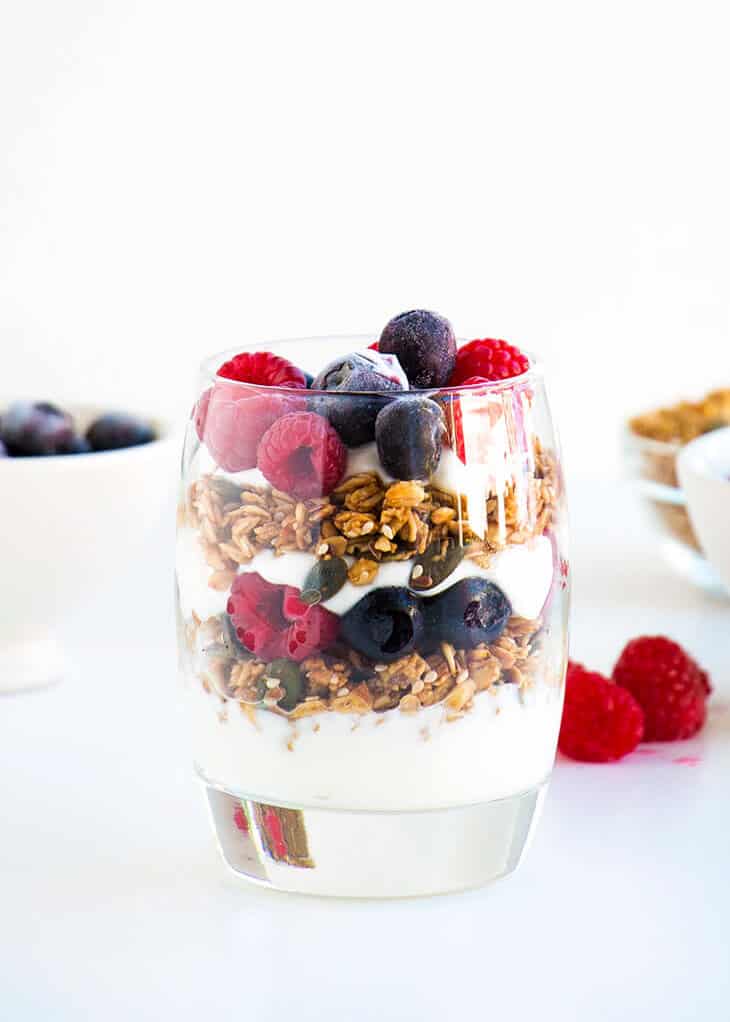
[176,311,569,896]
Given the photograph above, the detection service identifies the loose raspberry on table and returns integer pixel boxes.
[558,661,644,762]
[612,636,711,741]
[227,573,339,662]
[217,351,308,389]
[257,411,347,498]
[450,338,529,386]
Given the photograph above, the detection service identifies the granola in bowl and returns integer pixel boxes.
[626,387,730,584]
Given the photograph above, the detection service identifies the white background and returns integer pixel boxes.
[2,0,729,479]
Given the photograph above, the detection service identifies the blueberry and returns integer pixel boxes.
[379,310,456,389]
[62,434,92,454]
[341,587,424,662]
[425,579,512,650]
[312,352,404,446]
[303,372,315,388]
[375,397,444,479]
[0,401,75,456]
[0,439,7,458]
[86,412,155,451]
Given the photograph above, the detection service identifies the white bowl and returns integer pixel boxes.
[0,404,178,691]
[677,426,730,596]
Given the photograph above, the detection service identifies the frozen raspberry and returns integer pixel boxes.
[203,389,293,471]
[217,351,307,389]
[227,573,339,662]
[450,339,529,386]
[613,636,711,741]
[558,661,644,762]
[257,411,346,498]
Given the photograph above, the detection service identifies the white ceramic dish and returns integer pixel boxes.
[677,426,730,596]
[0,403,178,692]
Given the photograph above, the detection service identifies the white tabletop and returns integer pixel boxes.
[2,479,729,1021]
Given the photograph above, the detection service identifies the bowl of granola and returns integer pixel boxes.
[625,387,730,589]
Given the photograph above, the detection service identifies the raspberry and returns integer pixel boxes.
[257,411,346,498]
[441,387,504,463]
[612,636,711,741]
[450,339,529,386]
[193,387,212,441]
[368,340,379,351]
[227,572,339,662]
[558,661,644,762]
[203,388,293,472]
[217,351,307,389]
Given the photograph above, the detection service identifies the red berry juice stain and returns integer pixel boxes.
[672,756,701,767]
[632,747,657,756]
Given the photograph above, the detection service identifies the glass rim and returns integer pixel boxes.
[199,335,542,398]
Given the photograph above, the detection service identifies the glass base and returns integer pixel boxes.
[203,780,547,898]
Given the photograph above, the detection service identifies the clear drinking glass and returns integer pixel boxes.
[176,337,569,897]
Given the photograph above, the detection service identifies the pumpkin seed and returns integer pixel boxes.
[300,556,348,605]
[265,658,304,712]
[409,542,464,592]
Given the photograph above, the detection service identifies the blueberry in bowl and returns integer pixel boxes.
[0,401,76,456]
[86,412,156,452]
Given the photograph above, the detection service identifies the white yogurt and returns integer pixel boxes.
[188,670,563,811]
[175,528,229,621]
[177,526,554,623]
[345,442,393,480]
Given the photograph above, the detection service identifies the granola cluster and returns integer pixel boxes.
[179,443,559,591]
[629,387,730,445]
[188,613,544,722]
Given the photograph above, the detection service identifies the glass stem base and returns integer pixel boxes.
[203,781,547,898]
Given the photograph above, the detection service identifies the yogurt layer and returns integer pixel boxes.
[189,671,563,811]
[177,530,554,623]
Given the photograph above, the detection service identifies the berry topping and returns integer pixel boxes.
[227,573,339,662]
[217,351,307,389]
[425,578,512,650]
[341,587,424,662]
[193,388,212,441]
[0,401,75,456]
[612,636,711,741]
[203,390,292,472]
[375,397,444,479]
[311,351,405,446]
[86,412,155,451]
[257,411,347,498]
[559,661,644,762]
[379,310,456,389]
[450,338,529,386]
